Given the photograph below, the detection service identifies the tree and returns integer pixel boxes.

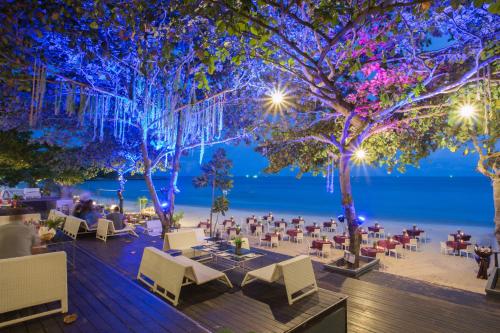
[0,0,260,234]
[193,148,233,236]
[202,1,499,266]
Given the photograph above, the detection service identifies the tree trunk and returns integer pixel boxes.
[493,177,500,248]
[140,138,168,233]
[209,178,216,237]
[166,110,183,226]
[339,152,360,268]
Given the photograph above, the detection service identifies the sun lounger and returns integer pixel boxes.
[0,252,68,328]
[163,230,202,258]
[62,215,96,239]
[241,255,318,305]
[96,218,139,242]
[137,247,233,306]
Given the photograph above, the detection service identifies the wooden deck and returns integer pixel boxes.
[75,234,500,333]
[0,244,209,333]
[3,233,500,333]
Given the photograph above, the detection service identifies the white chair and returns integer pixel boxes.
[389,244,403,259]
[62,215,95,239]
[416,232,427,243]
[227,228,237,240]
[318,243,331,258]
[342,238,350,251]
[241,255,318,305]
[162,230,202,257]
[460,244,474,258]
[310,227,321,238]
[0,252,68,328]
[440,241,454,255]
[375,228,385,238]
[447,235,455,242]
[96,219,139,242]
[361,233,369,244]
[253,225,263,237]
[293,232,304,244]
[405,238,418,252]
[137,247,232,306]
[145,219,163,236]
[260,235,279,247]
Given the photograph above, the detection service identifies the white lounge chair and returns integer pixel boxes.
[241,255,318,305]
[162,230,202,258]
[96,218,139,242]
[137,247,233,306]
[0,252,68,328]
[62,215,96,239]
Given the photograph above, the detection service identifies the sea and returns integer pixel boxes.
[75,176,494,228]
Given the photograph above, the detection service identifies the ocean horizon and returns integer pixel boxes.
[75,176,494,228]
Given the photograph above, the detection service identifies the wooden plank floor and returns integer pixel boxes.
[0,244,209,333]
[76,234,500,333]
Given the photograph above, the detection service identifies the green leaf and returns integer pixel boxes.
[90,21,99,29]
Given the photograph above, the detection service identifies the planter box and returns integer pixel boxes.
[486,268,500,297]
[324,255,379,278]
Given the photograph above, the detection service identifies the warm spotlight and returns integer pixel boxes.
[271,90,284,105]
[459,104,475,119]
[354,148,366,160]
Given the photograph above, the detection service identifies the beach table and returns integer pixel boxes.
[394,235,411,247]
[250,224,263,234]
[323,221,336,228]
[311,239,332,250]
[291,218,305,225]
[262,232,281,241]
[450,233,471,242]
[406,228,424,238]
[377,239,400,250]
[446,240,471,254]
[334,235,348,244]
[286,229,302,237]
[226,227,240,235]
[361,247,385,258]
[305,225,320,233]
[368,226,381,232]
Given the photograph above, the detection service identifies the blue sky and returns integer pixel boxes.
[178,144,480,177]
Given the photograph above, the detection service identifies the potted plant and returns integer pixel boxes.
[172,211,184,230]
[234,237,244,255]
[39,217,64,241]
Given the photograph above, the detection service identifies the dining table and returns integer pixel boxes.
[406,228,424,237]
[333,235,348,244]
[361,247,385,258]
[291,218,305,224]
[305,225,320,233]
[286,229,302,237]
[311,239,332,250]
[323,221,336,228]
[223,220,235,227]
[394,235,411,246]
[262,232,281,241]
[446,240,470,252]
[450,233,471,242]
[368,226,382,232]
[377,239,400,250]
[250,224,263,233]
[274,221,288,228]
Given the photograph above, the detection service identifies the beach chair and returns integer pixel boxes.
[62,215,96,239]
[416,231,427,243]
[405,238,418,252]
[375,228,385,238]
[260,234,279,247]
[253,224,263,236]
[440,241,453,255]
[310,227,321,238]
[241,255,318,305]
[96,218,138,242]
[0,252,68,328]
[162,230,201,258]
[389,244,403,259]
[47,209,67,222]
[137,247,232,306]
[361,233,369,244]
[460,244,474,258]
[342,238,350,251]
[145,219,163,236]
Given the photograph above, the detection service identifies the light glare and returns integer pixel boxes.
[459,104,475,119]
